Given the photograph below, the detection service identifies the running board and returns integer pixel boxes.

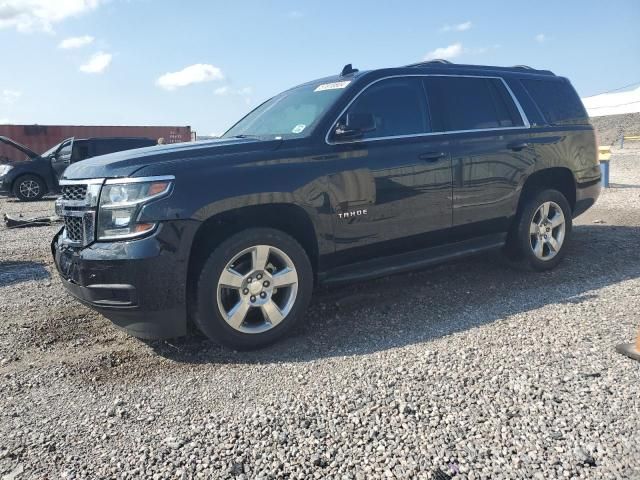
[320,233,506,286]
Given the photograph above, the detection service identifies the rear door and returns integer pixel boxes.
[423,75,534,238]
[326,76,453,265]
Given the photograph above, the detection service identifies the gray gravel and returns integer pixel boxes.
[1,148,640,480]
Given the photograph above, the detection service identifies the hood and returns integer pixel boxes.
[62,137,283,180]
[0,136,41,164]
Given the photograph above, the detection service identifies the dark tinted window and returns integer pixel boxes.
[424,77,524,132]
[342,77,429,139]
[72,141,90,162]
[520,79,588,125]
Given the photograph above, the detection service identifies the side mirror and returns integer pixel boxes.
[334,113,376,139]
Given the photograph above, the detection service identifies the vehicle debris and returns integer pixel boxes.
[3,212,62,228]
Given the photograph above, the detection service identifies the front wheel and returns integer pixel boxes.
[508,189,572,271]
[13,174,46,201]
[194,228,313,349]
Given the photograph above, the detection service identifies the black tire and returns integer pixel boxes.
[506,189,572,271]
[13,174,46,201]
[194,228,313,350]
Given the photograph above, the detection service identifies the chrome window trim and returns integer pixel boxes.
[104,175,175,185]
[325,74,531,145]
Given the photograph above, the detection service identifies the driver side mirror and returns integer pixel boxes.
[334,112,376,140]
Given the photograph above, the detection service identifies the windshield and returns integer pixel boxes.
[41,142,62,158]
[223,80,351,139]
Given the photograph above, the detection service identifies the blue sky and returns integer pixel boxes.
[1,0,639,136]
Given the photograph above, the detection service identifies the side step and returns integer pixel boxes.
[320,233,506,286]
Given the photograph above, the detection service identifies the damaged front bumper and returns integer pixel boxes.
[51,221,198,339]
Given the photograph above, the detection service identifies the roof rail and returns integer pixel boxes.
[512,65,534,70]
[405,59,453,67]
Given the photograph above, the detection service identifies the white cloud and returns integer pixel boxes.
[440,21,472,32]
[79,51,112,74]
[214,86,253,99]
[1,89,21,103]
[58,34,94,49]
[156,64,224,91]
[0,0,102,33]
[582,86,640,117]
[0,118,13,124]
[535,33,546,43]
[423,43,463,61]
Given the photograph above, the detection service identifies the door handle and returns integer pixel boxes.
[419,152,446,162]
[507,142,529,152]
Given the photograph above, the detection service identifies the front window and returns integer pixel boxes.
[336,77,429,140]
[223,81,351,139]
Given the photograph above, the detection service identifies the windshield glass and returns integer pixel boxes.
[41,142,62,158]
[223,80,351,139]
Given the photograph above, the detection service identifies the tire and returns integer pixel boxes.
[13,174,46,201]
[193,228,313,349]
[507,189,572,271]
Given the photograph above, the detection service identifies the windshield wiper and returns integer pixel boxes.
[230,134,261,139]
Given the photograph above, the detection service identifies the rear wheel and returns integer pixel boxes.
[13,174,46,201]
[507,189,572,271]
[194,228,313,349]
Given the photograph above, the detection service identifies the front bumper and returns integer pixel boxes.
[0,174,10,194]
[51,220,199,339]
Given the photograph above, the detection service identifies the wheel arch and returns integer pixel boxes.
[517,167,576,214]
[186,203,320,306]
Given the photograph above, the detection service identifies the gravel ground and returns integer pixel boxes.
[590,113,640,145]
[1,148,639,480]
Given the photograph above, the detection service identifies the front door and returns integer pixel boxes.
[325,76,453,266]
[51,138,74,179]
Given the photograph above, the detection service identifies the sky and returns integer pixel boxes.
[1,0,639,136]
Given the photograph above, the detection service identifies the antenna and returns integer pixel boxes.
[340,64,359,76]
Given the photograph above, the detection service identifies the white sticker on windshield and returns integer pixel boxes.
[292,124,306,134]
[314,81,351,92]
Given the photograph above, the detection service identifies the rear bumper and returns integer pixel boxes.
[574,178,601,218]
[51,220,200,339]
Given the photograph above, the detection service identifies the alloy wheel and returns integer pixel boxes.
[19,180,40,199]
[529,201,566,261]
[216,245,298,334]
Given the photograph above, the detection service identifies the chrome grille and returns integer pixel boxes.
[61,184,88,201]
[63,216,84,242]
[56,179,104,247]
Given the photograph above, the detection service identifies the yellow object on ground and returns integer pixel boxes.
[598,146,611,161]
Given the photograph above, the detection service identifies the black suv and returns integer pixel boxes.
[52,62,600,349]
[0,136,156,201]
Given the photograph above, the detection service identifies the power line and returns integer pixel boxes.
[585,81,640,98]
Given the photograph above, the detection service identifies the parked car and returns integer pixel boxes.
[0,136,156,201]
[52,61,601,349]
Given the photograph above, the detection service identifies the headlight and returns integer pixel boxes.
[97,177,173,240]
[0,164,13,176]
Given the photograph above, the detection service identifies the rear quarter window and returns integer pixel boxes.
[520,79,588,126]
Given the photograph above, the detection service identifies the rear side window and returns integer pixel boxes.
[424,76,524,132]
[343,77,429,139]
[92,140,128,156]
[72,141,90,162]
[520,79,588,125]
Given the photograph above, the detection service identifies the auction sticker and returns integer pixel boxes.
[292,124,306,134]
[314,81,351,92]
